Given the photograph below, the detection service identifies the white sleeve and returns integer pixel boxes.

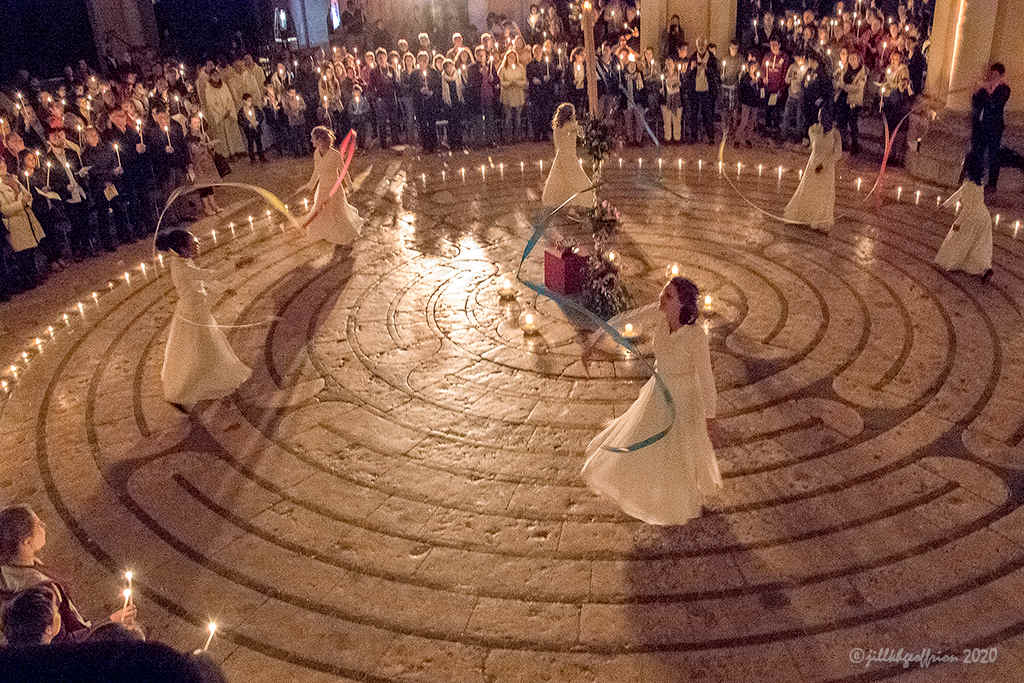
[695,329,717,418]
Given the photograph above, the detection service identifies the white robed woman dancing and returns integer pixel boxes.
[784,107,843,233]
[299,126,363,246]
[159,229,251,412]
[935,152,994,282]
[541,103,595,209]
[582,277,722,525]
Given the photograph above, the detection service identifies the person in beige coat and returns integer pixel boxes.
[498,50,528,142]
[1,156,45,290]
[203,71,246,157]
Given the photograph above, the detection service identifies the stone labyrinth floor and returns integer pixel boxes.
[2,143,1024,682]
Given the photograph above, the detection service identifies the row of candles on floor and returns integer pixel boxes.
[498,263,714,341]
[415,156,1021,220]
[0,200,314,397]
[119,570,218,652]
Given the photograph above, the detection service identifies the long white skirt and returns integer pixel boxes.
[541,155,595,208]
[934,212,992,275]
[307,186,363,246]
[162,302,252,407]
[581,375,722,525]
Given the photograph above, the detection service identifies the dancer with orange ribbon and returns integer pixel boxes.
[297,126,362,246]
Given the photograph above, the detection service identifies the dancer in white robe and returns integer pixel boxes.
[582,277,722,525]
[935,152,994,282]
[159,229,251,411]
[299,126,363,246]
[784,108,843,233]
[541,103,595,209]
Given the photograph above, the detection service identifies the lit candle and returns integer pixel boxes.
[229,222,236,236]
[519,311,539,335]
[498,276,516,299]
[621,322,641,341]
[303,197,309,212]
[121,588,131,612]
[136,119,144,144]
[45,161,52,187]
[658,158,664,171]
[703,294,713,312]
[163,125,172,147]
[123,271,131,284]
[698,159,703,173]
[203,622,217,651]
[914,189,921,204]
[665,263,681,278]
[736,161,742,176]
[757,163,764,176]
[113,143,121,168]
[777,165,783,180]
[896,186,902,200]
[994,214,1001,225]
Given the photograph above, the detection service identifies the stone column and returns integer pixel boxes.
[86,0,158,59]
[925,0,998,111]
[640,0,667,55]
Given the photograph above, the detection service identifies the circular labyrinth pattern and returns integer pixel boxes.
[4,144,1024,681]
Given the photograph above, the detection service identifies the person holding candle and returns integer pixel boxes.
[282,86,309,157]
[202,70,245,158]
[690,38,720,145]
[397,52,420,146]
[526,45,554,143]
[144,106,190,224]
[439,60,467,149]
[104,108,149,239]
[498,50,527,143]
[157,229,252,412]
[581,277,721,525]
[781,53,807,144]
[236,93,267,164]
[934,152,994,282]
[659,57,683,143]
[298,125,364,247]
[186,115,222,217]
[620,56,647,146]
[413,51,441,152]
[369,48,399,149]
[1,155,46,291]
[348,84,372,143]
[0,505,138,642]
[541,103,594,209]
[835,50,866,155]
[81,126,128,250]
[784,105,842,233]
[42,124,91,260]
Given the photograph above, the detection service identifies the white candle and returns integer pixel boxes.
[113,143,121,167]
[203,622,217,651]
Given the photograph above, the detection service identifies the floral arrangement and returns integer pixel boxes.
[587,199,620,248]
[551,234,581,257]
[578,113,615,165]
[581,252,633,320]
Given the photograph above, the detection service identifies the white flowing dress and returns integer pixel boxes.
[541,122,595,208]
[934,181,992,275]
[162,255,251,407]
[582,319,722,525]
[784,123,843,232]
[306,147,363,246]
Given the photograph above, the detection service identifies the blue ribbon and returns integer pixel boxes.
[515,181,675,454]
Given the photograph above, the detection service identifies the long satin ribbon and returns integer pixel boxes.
[515,182,677,454]
[151,130,359,330]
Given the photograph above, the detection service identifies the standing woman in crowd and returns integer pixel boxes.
[440,59,466,149]
[186,114,222,216]
[660,57,682,143]
[414,51,441,153]
[835,50,866,154]
[0,156,45,291]
[498,50,527,143]
[566,47,588,116]
[300,125,364,247]
[620,57,646,146]
[158,228,251,412]
[398,52,420,146]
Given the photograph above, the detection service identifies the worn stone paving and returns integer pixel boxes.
[1,143,1024,682]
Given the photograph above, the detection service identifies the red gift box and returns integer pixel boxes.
[544,249,588,295]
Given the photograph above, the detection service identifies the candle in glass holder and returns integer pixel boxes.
[497,276,516,299]
[519,310,539,335]
[621,322,641,341]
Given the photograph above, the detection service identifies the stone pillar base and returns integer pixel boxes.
[904,103,970,189]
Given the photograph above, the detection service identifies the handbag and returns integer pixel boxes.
[213,152,232,178]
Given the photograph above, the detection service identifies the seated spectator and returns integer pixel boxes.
[2,584,61,646]
[0,505,137,642]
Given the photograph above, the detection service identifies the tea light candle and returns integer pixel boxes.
[621,322,641,341]
[497,276,516,299]
[519,310,540,335]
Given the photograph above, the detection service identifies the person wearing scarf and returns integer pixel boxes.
[835,51,866,154]
[440,60,466,148]
[620,58,646,146]
[660,58,683,143]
